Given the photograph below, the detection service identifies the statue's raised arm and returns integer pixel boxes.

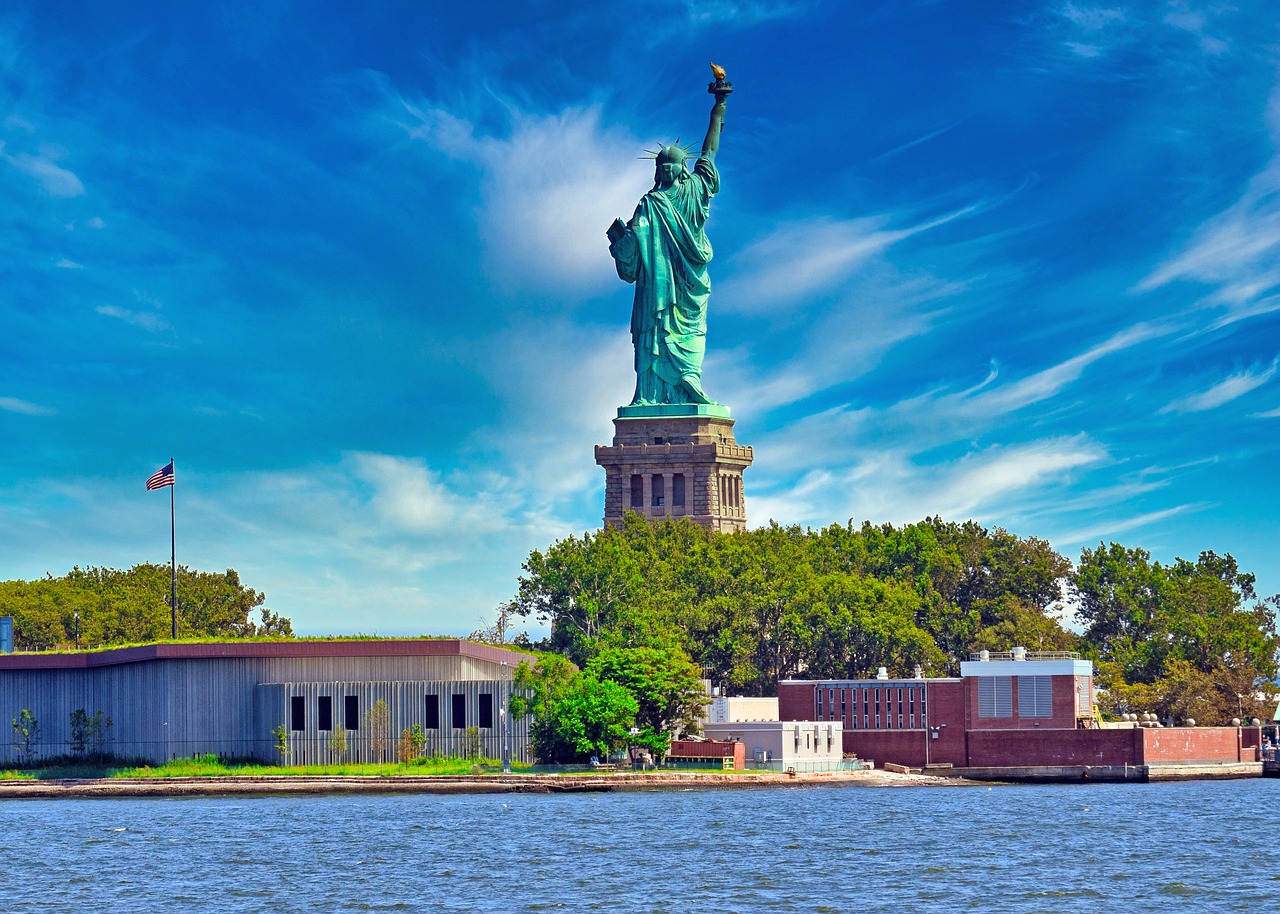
[702,61,732,162]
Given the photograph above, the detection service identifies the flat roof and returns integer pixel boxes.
[781,677,963,685]
[0,639,531,671]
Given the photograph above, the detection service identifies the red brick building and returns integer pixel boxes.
[778,649,1259,771]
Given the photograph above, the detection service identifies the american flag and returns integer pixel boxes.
[146,461,175,491]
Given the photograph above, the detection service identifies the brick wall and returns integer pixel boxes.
[966,728,1142,766]
[1140,727,1252,763]
[777,682,814,721]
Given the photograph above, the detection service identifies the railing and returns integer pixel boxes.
[968,650,1080,662]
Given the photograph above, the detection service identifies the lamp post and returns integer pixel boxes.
[501,661,511,773]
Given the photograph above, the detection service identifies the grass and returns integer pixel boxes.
[0,753,533,780]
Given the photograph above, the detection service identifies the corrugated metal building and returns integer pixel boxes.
[0,640,531,765]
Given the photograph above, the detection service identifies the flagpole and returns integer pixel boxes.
[170,458,177,640]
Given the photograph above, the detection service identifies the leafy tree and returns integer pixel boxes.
[463,725,483,760]
[510,515,1079,692]
[327,725,348,761]
[11,710,39,763]
[271,723,289,761]
[1077,544,1279,724]
[67,709,112,756]
[510,656,637,763]
[586,645,708,758]
[396,724,426,763]
[0,564,292,650]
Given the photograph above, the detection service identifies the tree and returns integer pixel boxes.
[510,656,637,763]
[327,726,348,762]
[1077,544,1279,724]
[11,710,39,764]
[365,699,391,763]
[271,723,289,761]
[396,724,426,763]
[67,709,112,756]
[586,645,708,759]
[0,564,293,650]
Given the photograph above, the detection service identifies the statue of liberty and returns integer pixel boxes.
[607,64,732,408]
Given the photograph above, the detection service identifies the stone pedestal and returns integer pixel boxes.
[594,409,753,532]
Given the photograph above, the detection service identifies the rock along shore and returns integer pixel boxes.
[0,768,966,799]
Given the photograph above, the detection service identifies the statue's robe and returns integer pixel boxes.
[609,157,719,405]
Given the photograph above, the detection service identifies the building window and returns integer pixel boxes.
[1018,676,1053,718]
[452,694,467,729]
[290,696,305,732]
[479,693,494,729]
[841,690,846,722]
[425,694,440,730]
[345,695,359,731]
[652,475,664,507]
[630,475,643,508]
[318,696,332,732]
[817,690,823,718]
[978,676,1013,718]
[672,474,685,507]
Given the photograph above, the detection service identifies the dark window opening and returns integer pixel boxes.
[452,694,466,729]
[290,696,306,732]
[425,694,440,730]
[630,475,643,508]
[318,696,333,732]
[652,476,664,507]
[672,474,685,507]
[345,695,359,731]
[479,693,494,729]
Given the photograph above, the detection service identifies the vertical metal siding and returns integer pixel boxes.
[0,653,528,765]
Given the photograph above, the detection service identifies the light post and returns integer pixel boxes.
[501,661,511,773]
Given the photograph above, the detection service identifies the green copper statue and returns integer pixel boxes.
[608,64,732,407]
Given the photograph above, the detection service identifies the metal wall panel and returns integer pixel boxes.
[0,652,528,764]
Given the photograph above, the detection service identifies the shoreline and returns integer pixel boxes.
[0,768,964,799]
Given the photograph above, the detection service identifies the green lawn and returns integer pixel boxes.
[0,754,528,780]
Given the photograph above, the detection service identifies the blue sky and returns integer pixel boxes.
[3,1,1278,637]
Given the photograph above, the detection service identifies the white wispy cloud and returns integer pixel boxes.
[751,434,1108,531]
[95,305,170,332]
[954,321,1172,419]
[55,258,84,269]
[396,99,646,294]
[1138,82,1280,322]
[350,453,510,537]
[1059,4,1126,30]
[0,397,56,417]
[1052,503,1205,547]
[719,208,974,315]
[1,142,85,197]
[1160,358,1279,414]
[682,0,808,24]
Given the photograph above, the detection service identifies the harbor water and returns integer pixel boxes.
[1,778,1273,911]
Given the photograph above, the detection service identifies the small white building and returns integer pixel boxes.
[704,719,844,773]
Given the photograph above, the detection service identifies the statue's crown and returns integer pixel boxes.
[641,140,696,165]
